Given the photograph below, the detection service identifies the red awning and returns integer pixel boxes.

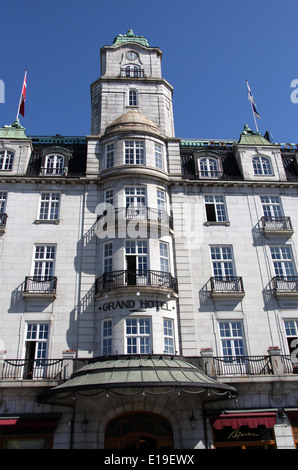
[210,412,276,430]
[0,419,18,426]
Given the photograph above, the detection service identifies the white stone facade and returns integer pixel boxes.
[0,31,297,450]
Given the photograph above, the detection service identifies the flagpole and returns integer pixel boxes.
[251,100,259,133]
[246,80,260,133]
[16,70,27,121]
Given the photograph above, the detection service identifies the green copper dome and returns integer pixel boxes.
[113,29,149,47]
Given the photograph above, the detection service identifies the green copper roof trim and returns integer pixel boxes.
[0,119,28,139]
[113,29,149,47]
[29,136,87,145]
[238,124,273,146]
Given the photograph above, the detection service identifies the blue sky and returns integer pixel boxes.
[1,0,298,144]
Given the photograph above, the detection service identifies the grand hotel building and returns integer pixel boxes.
[0,30,298,449]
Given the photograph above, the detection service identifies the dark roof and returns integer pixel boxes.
[26,136,87,177]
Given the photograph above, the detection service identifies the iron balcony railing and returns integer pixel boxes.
[272,276,298,294]
[40,167,67,176]
[95,269,178,296]
[98,207,173,229]
[0,213,8,228]
[2,359,64,380]
[261,216,293,232]
[197,170,224,179]
[24,276,57,294]
[120,68,145,78]
[210,276,244,293]
[211,356,272,376]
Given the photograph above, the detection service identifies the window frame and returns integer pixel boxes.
[0,149,14,171]
[102,319,113,356]
[204,194,228,224]
[124,140,145,165]
[270,245,296,278]
[160,241,169,273]
[252,155,273,176]
[154,143,163,170]
[198,156,221,179]
[105,143,114,169]
[38,192,60,222]
[260,195,283,218]
[0,191,7,213]
[125,317,151,354]
[163,318,174,354]
[44,154,66,176]
[210,245,235,278]
[128,89,138,107]
[219,321,246,358]
[32,245,56,279]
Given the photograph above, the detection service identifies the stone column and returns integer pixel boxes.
[200,348,214,376]
[62,350,76,380]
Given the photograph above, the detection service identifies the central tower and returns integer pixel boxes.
[85,30,179,357]
[90,29,175,138]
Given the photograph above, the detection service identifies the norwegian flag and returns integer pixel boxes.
[18,71,27,118]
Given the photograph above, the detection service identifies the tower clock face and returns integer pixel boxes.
[126,51,138,60]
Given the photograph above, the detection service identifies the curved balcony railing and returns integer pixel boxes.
[95,269,178,296]
[24,276,57,294]
[261,216,293,234]
[272,276,298,294]
[97,207,173,229]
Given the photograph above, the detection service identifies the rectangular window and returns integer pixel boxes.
[205,195,227,222]
[106,143,114,169]
[125,141,145,165]
[155,143,163,169]
[24,322,49,379]
[125,240,148,272]
[210,246,234,277]
[219,321,245,357]
[0,150,14,171]
[104,188,114,206]
[0,192,7,213]
[104,242,113,273]
[160,242,169,272]
[33,245,56,278]
[270,246,295,278]
[125,186,146,218]
[164,319,174,354]
[39,192,60,220]
[102,320,112,355]
[260,195,282,217]
[126,318,151,354]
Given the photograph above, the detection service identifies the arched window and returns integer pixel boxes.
[0,150,14,171]
[128,89,138,106]
[199,157,220,178]
[125,65,141,77]
[252,155,272,175]
[44,154,65,175]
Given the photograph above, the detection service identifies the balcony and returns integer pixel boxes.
[23,276,57,299]
[97,207,173,228]
[0,213,7,232]
[40,167,67,176]
[95,269,178,297]
[209,276,245,299]
[120,68,145,78]
[272,276,298,298]
[261,216,294,237]
[1,359,64,380]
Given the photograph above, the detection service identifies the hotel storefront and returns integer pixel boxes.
[209,412,277,449]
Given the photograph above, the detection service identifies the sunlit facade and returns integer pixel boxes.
[0,30,298,449]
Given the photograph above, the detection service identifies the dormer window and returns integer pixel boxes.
[128,89,138,106]
[44,154,65,175]
[40,147,71,176]
[252,155,273,176]
[0,150,14,171]
[198,156,221,178]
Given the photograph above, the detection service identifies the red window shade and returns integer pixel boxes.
[210,412,276,430]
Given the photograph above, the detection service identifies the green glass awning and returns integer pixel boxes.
[38,355,237,401]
